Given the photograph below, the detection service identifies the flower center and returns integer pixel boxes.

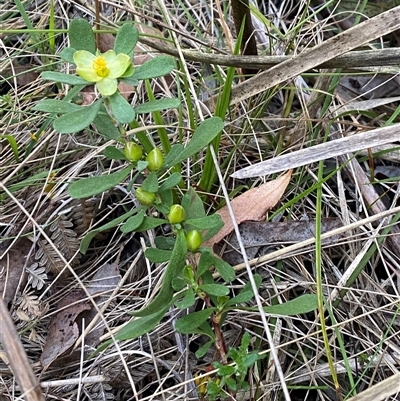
[92,56,109,78]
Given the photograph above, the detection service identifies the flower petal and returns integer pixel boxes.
[73,50,96,69]
[76,67,102,82]
[107,53,131,78]
[96,78,118,96]
[74,50,100,82]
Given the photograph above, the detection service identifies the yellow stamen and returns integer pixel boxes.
[93,56,109,77]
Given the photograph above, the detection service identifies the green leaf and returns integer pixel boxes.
[158,189,173,213]
[199,284,229,297]
[94,111,123,141]
[33,99,82,114]
[181,187,206,219]
[198,321,216,339]
[166,117,224,166]
[133,229,187,317]
[120,208,146,233]
[164,144,184,166]
[103,146,126,160]
[242,353,261,368]
[119,76,139,86]
[159,173,182,192]
[195,339,214,359]
[136,161,148,173]
[109,92,135,124]
[226,377,237,391]
[59,47,76,63]
[217,365,236,376]
[41,71,89,86]
[144,248,173,263]
[175,288,196,309]
[53,100,102,134]
[203,219,224,242]
[80,207,140,254]
[68,166,133,198]
[196,249,215,279]
[142,171,159,192]
[262,294,318,316]
[214,258,235,282]
[132,55,175,80]
[184,215,222,230]
[175,308,216,334]
[172,277,186,291]
[69,18,95,53]
[135,216,167,232]
[134,98,180,114]
[226,274,262,306]
[0,135,18,161]
[116,305,171,341]
[154,236,175,250]
[114,23,138,54]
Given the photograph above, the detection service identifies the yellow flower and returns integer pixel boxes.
[73,50,131,96]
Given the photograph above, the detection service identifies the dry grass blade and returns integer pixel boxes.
[208,5,400,109]
[0,297,45,401]
[232,123,400,178]
[345,373,400,401]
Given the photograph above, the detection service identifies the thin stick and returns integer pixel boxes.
[0,297,45,401]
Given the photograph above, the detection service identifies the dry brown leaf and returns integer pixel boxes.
[205,170,292,248]
[40,292,90,369]
[81,262,121,347]
[0,238,31,303]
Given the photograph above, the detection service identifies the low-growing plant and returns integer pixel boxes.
[34,18,317,399]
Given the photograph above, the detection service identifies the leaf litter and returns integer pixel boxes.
[204,170,292,249]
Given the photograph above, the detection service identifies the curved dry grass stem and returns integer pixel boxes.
[2,1,400,400]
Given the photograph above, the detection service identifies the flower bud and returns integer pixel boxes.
[135,187,155,205]
[124,142,143,162]
[146,147,164,171]
[186,230,202,252]
[168,204,185,224]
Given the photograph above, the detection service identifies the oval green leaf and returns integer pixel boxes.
[114,23,138,54]
[33,99,82,114]
[199,284,229,297]
[41,71,89,86]
[120,208,146,233]
[80,208,140,254]
[134,98,180,114]
[109,92,135,124]
[184,215,222,230]
[69,18,95,53]
[133,229,187,317]
[68,166,133,198]
[141,171,159,192]
[144,248,173,263]
[132,55,175,80]
[166,117,224,166]
[175,308,216,334]
[53,100,102,134]
[103,146,126,160]
[263,294,318,316]
[175,289,196,309]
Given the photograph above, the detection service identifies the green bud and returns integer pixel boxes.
[183,265,195,282]
[186,230,202,252]
[168,204,185,224]
[146,147,164,171]
[135,187,156,205]
[124,142,143,162]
